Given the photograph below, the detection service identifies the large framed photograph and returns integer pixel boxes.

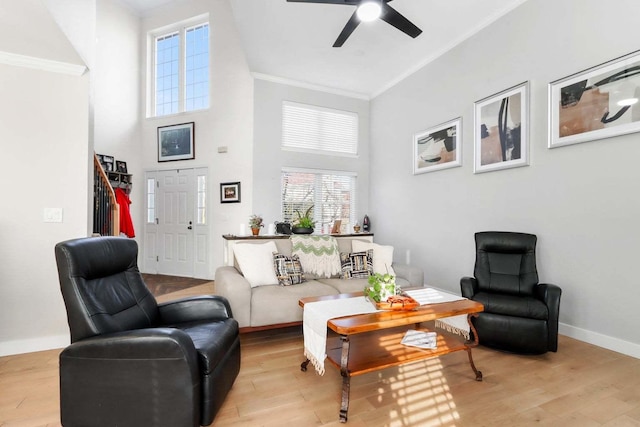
[158,122,195,162]
[474,82,529,174]
[549,50,640,148]
[413,117,462,175]
[220,182,241,203]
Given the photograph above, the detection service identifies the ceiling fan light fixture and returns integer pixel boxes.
[356,1,382,22]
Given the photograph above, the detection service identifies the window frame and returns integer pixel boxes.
[148,14,210,118]
[281,167,357,230]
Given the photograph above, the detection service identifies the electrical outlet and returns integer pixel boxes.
[44,208,63,223]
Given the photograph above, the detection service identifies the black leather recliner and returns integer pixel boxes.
[460,231,561,354]
[55,236,240,427]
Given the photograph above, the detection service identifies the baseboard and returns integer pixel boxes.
[559,323,640,359]
[427,285,639,359]
[0,334,69,357]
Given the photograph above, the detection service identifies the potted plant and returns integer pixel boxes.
[364,273,397,303]
[292,206,315,234]
[249,214,263,236]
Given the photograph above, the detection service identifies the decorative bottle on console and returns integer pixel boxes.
[362,215,370,232]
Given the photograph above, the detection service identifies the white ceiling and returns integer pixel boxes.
[120,0,528,98]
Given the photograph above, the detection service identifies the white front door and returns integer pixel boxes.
[158,169,194,277]
[144,168,210,278]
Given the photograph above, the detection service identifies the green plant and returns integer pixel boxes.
[364,273,396,303]
[249,214,263,229]
[293,205,315,228]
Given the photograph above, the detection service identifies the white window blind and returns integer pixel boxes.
[281,168,356,228]
[282,101,358,155]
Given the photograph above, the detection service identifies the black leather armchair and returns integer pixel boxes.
[460,232,561,354]
[55,237,240,427]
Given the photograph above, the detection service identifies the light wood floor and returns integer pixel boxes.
[2,282,639,427]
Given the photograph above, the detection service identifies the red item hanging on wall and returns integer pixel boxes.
[115,187,135,238]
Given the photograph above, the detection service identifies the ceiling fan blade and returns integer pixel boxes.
[286,0,360,5]
[379,3,422,38]
[333,10,360,47]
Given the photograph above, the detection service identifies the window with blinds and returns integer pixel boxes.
[281,168,356,229]
[282,101,358,155]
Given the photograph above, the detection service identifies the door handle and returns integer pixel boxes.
[187,221,193,230]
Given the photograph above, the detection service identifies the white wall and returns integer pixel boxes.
[370,0,640,357]
[140,0,254,276]
[0,1,90,356]
[252,78,371,230]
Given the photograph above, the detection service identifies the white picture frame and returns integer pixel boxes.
[474,82,529,174]
[413,117,462,175]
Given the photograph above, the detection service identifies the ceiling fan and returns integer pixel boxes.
[287,0,423,47]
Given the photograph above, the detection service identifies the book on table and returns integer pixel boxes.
[401,329,437,349]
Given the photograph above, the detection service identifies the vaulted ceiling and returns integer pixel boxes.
[120,0,527,98]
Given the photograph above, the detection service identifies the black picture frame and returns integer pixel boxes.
[220,182,241,203]
[158,122,195,162]
[116,161,128,173]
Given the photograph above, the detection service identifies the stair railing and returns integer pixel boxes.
[93,153,120,236]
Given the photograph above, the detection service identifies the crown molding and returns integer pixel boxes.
[0,51,87,76]
[252,72,370,101]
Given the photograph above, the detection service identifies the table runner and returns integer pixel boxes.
[303,296,377,375]
[303,288,470,375]
[404,288,470,340]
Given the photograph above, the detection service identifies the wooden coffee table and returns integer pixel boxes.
[299,292,484,423]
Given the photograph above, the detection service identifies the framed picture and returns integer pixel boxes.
[413,117,462,175]
[220,182,241,203]
[158,122,195,162]
[116,160,127,173]
[98,154,114,172]
[474,81,529,174]
[549,50,640,148]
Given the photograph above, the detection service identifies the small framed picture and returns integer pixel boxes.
[158,122,195,162]
[474,81,529,174]
[413,117,462,175]
[220,182,241,203]
[99,154,114,171]
[116,161,127,173]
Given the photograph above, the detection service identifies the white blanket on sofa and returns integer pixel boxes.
[291,235,341,278]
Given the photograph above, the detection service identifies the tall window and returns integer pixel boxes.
[146,178,156,223]
[282,101,358,156]
[196,174,206,225]
[281,168,356,229]
[152,19,209,116]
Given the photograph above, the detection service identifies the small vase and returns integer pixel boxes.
[251,227,260,236]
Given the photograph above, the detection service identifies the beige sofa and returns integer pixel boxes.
[215,236,424,331]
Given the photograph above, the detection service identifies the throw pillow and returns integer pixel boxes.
[351,240,396,277]
[340,249,373,279]
[273,253,305,286]
[233,241,279,287]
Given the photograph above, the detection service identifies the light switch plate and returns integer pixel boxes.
[44,208,63,223]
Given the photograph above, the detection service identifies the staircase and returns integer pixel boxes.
[93,153,120,236]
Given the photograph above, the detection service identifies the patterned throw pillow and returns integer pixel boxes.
[273,253,305,286]
[340,249,373,279]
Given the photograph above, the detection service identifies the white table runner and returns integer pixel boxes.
[303,296,377,375]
